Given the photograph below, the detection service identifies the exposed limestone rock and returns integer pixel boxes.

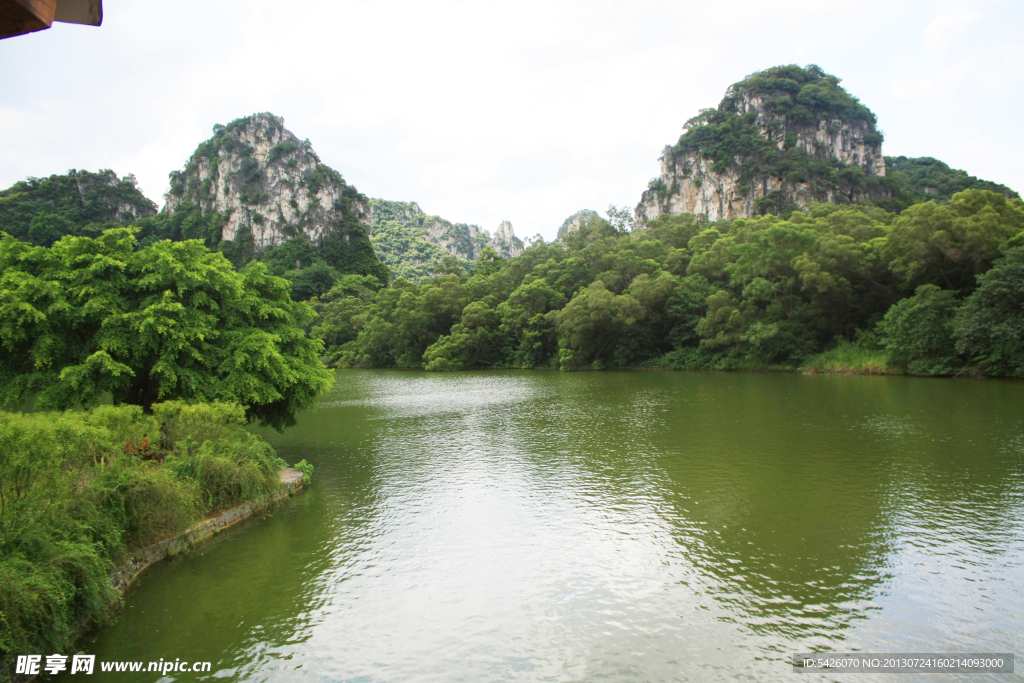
[637,67,888,223]
[164,113,370,250]
[557,209,601,241]
[491,220,522,258]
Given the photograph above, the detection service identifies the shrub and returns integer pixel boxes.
[802,341,895,375]
[292,459,313,486]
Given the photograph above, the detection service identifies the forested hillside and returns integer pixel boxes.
[370,199,524,282]
[0,170,156,245]
[312,190,1024,376]
[885,156,1018,206]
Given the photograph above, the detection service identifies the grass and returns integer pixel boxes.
[801,342,900,375]
[0,401,300,681]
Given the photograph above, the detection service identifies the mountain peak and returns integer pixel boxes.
[638,64,887,222]
[164,113,370,250]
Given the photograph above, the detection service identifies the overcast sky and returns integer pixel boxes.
[1,0,1021,242]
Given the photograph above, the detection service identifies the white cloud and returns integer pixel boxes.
[922,8,980,54]
[0,0,1021,241]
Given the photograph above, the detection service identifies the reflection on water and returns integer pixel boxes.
[71,371,1024,682]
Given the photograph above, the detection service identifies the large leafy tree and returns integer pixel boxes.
[553,281,643,368]
[884,190,1024,292]
[0,229,332,428]
[953,246,1024,377]
[880,285,961,376]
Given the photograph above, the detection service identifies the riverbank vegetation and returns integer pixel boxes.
[0,220,327,679]
[311,189,1024,377]
[0,401,296,677]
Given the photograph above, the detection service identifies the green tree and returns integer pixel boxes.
[27,212,75,247]
[423,301,501,371]
[287,261,341,301]
[496,278,567,368]
[884,190,1024,292]
[880,285,961,375]
[952,246,1024,376]
[0,229,332,428]
[553,281,643,369]
[309,275,381,364]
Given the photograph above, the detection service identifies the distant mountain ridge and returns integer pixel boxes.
[0,169,156,245]
[1,91,1018,295]
[370,199,523,282]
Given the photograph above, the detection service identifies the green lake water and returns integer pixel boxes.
[73,371,1024,681]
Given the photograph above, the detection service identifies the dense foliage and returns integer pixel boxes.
[310,190,1024,377]
[723,64,878,126]
[885,156,1019,206]
[367,199,514,283]
[0,170,157,247]
[0,229,333,428]
[0,402,293,677]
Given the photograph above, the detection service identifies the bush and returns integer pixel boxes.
[292,459,313,486]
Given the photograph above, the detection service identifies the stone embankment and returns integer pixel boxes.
[110,467,305,593]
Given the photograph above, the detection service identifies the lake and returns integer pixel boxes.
[73,371,1024,681]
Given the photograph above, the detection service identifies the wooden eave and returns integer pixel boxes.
[0,0,101,40]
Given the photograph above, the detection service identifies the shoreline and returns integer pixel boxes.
[110,467,306,594]
[333,365,1012,380]
[10,469,306,682]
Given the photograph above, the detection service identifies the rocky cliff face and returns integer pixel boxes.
[491,220,522,258]
[164,113,370,249]
[638,65,888,223]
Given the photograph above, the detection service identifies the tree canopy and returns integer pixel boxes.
[0,229,333,428]
[309,190,1024,377]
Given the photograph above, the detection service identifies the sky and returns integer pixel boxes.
[1,0,1022,242]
